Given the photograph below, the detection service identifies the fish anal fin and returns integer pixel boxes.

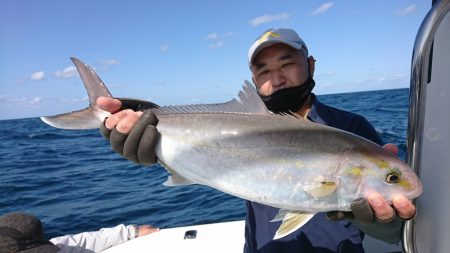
[271,209,291,222]
[163,173,196,186]
[273,212,315,240]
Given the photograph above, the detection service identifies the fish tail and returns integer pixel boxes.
[40,57,112,129]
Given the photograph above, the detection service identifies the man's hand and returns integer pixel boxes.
[97,96,159,165]
[368,143,416,222]
[327,143,416,223]
[137,225,160,237]
[367,192,416,223]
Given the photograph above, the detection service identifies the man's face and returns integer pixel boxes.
[251,44,310,96]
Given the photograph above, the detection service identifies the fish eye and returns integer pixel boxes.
[386,172,400,184]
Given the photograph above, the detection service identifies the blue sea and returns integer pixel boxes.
[0,88,410,239]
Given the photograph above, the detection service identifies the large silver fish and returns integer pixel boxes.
[41,58,423,239]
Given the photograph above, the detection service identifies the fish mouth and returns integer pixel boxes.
[397,176,423,200]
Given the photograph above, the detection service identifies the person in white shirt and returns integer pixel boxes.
[0,212,159,253]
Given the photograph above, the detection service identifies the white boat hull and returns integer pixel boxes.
[102,220,245,253]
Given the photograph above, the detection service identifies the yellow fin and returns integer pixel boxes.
[304,181,337,198]
[273,212,315,240]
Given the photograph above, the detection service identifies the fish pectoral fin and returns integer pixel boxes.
[163,172,196,186]
[304,181,338,198]
[273,211,315,240]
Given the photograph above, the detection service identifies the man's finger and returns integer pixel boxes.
[392,195,416,220]
[367,192,396,222]
[110,129,128,155]
[122,111,155,163]
[115,111,142,134]
[105,109,133,129]
[100,120,112,139]
[97,96,122,113]
[137,125,159,165]
[138,225,160,236]
[383,143,399,155]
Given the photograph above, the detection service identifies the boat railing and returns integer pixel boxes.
[403,0,450,252]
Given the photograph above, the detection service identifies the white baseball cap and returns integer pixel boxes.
[248,28,308,65]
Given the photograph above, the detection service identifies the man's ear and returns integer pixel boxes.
[308,56,316,78]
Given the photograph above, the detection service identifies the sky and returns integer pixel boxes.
[0,0,431,120]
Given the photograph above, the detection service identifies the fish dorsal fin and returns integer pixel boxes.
[279,111,306,120]
[154,80,271,115]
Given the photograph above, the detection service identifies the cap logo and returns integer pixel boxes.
[258,31,280,46]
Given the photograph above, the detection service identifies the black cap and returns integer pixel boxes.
[0,212,59,253]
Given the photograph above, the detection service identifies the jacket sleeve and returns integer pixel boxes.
[350,115,384,146]
[49,224,137,253]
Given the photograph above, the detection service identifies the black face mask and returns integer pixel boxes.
[259,76,315,114]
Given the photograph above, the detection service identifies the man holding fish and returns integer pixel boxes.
[97,28,418,252]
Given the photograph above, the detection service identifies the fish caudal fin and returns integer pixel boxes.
[70,57,113,105]
[40,57,113,129]
[272,210,315,240]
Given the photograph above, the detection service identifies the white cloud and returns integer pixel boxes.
[351,73,408,86]
[14,77,27,85]
[2,96,42,105]
[249,12,291,27]
[153,80,166,86]
[206,33,219,40]
[160,44,170,52]
[311,2,335,16]
[29,97,42,104]
[209,41,224,49]
[98,58,120,71]
[60,96,89,103]
[395,5,417,16]
[205,32,234,40]
[31,71,45,81]
[205,32,234,49]
[101,59,120,65]
[55,66,78,78]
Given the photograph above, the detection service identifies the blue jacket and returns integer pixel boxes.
[244,94,384,253]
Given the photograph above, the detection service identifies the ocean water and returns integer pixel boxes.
[0,88,410,239]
